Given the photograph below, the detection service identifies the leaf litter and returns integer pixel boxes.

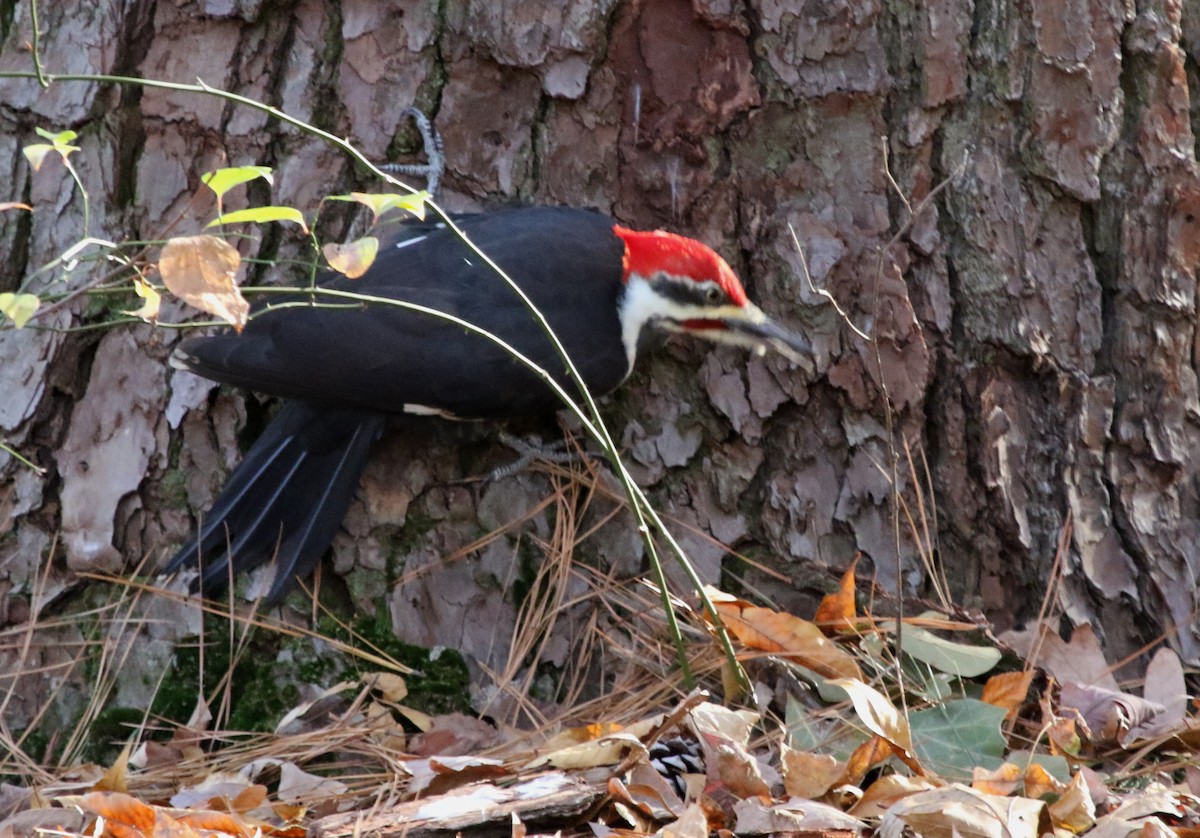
[4,472,1200,838]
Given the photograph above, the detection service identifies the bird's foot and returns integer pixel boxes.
[378,107,445,198]
[489,432,598,481]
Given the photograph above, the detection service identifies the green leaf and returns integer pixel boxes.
[909,698,1008,782]
[35,126,78,144]
[896,624,1003,677]
[24,128,81,172]
[1007,749,1071,784]
[327,190,429,223]
[0,292,41,328]
[784,694,869,761]
[201,166,274,200]
[206,205,308,231]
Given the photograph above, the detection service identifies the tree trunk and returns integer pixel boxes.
[1,0,1196,710]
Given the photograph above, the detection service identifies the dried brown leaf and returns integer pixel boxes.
[981,670,1033,719]
[1035,624,1119,691]
[843,735,893,786]
[971,762,1023,796]
[1060,682,1166,747]
[781,745,843,799]
[878,784,1046,838]
[527,733,644,770]
[851,775,941,819]
[1022,763,1066,799]
[173,810,257,837]
[814,557,859,631]
[1047,771,1096,833]
[159,235,248,330]
[323,236,379,279]
[94,743,132,793]
[711,591,861,679]
[832,678,914,757]
[659,802,709,838]
[122,277,162,323]
[410,713,499,757]
[72,791,157,832]
[710,741,771,799]
[733,797,864,834]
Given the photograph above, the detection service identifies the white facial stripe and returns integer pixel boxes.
[619,275,770,367]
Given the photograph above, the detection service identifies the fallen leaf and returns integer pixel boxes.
[894,623,1003,678]
[710,589,862,679]
[972,762,1023,796]
[831,678,914,757]
[1033,624,1119,691]
[277,762,348,807]
[781,745,843,799]
[981,670,1034,718]
[1047,770,1096,832]
[843,735,894,785]
[658,801,708,838]
[1060,681,1166,747]
[1129,647,1187,739]
[410,713,499,757]
[878,784,1046,838]
[526,733,644,770]
[709,740,771,798]
[1022,762,1066,799]
[687,702,759,748]
[851,774,941,819]
[405,755,509,796]
[733,797,864,834]
[814,557,859,631]
[94,742,132,793]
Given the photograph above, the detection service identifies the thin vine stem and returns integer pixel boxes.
[2,67,751,692]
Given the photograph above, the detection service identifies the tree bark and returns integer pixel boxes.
[1,0,1197,704]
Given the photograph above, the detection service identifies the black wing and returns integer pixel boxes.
[174,206,631,419]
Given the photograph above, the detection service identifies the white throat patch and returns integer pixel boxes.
[617,275,665,372]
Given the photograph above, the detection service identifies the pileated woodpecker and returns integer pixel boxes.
[166,206,810,600]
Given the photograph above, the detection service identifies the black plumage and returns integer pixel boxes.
[167,207,633,601]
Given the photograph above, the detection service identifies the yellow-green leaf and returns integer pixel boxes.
[24,128,80,171]
[159,235,248,331]
[201,165,273,200]
[22,144,54,172]
[0,292,40,328]
[122,277,161,323]
[206,205,308,231]
[323,236,379,279]
[327,190,429,223]
[34,126,78,144]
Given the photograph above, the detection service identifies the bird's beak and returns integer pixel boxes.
[724,304,812,365]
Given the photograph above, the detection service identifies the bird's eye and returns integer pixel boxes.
[704,286,723,304]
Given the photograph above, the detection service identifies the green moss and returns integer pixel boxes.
[159,467,189,508]
[150,619,300,734]
[316,611,471,717]
[77,706,146,764]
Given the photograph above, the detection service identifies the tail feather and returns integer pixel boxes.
[166,401,387,601]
